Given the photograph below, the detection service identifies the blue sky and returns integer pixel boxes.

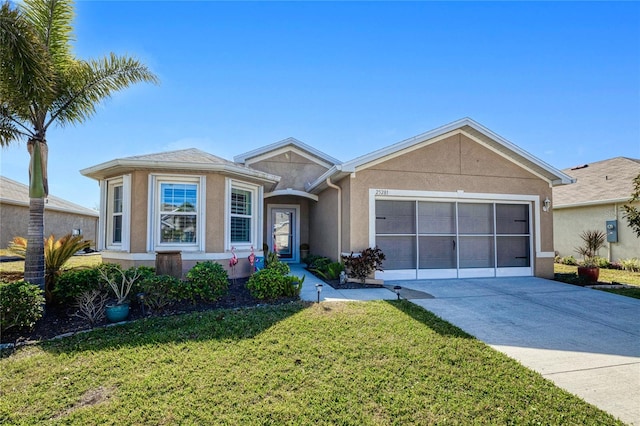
[1,1,639,210]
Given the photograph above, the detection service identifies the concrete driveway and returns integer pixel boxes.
[390,277,640,425]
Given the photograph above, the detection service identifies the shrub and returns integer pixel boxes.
[9,234,91,303]
[560,255,577,266]
[265,254,290,276]
[0,281,45,334]
[72,289,108,327]
[246,268,288,300]
[343,247,386,282]
[302,254,324,267]
[312,261,344,280]
[185,261,229,302]
[138,274,183,311]
[284,275,305,297]
[594,257,610,269]
[54,267,103,305]
[620,258,640,272]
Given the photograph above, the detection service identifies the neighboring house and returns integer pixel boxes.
[0,176,99,249]
[80,118,573,280]
[553,157,640,262]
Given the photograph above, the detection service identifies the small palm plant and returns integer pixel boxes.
[575,230,607,267]
[9,233,91,303]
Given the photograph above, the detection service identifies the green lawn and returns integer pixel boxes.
[0,301,621,425]
[555,263,640,286]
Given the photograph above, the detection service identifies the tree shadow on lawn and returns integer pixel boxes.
[33,301,311,356]
[385,299,475,339]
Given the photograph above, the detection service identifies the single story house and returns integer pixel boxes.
[553,157,640,262]
[80,118,574,280]
[0,175,99,249]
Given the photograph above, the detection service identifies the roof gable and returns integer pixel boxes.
[234,137,341,169]
[553,157,640,207]
[0,176,98,216]
[307,118,574,192]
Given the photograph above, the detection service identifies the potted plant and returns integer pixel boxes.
[99,265,142,322]
[300,243,310,260]
[575,230,606,284]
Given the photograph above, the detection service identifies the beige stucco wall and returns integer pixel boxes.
[0,203,98,249]
[342,133,555,278]
[554,201,639,262]
[248,151,328,191]
[309,186,340,260]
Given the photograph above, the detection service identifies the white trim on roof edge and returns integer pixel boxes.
[265,189,319,201]
[234,137,342,166]
[306,118,574,193]
[554,198,634,209]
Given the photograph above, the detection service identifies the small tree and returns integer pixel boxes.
[622,173,640,238]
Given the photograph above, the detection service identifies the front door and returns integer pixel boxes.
[270,207,298,262]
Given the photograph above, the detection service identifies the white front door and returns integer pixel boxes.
[268,206,299,262]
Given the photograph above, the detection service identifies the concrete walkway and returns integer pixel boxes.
[293,265,640,425]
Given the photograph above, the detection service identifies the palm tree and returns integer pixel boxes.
[0,0,158,290]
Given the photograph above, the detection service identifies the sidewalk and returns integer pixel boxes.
[289,264,397,302]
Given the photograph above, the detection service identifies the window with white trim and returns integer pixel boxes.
[227,180,260,249]
[158,181,199,244]
[106,179,123,247]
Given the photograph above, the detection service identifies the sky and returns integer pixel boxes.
[1,1,639,210]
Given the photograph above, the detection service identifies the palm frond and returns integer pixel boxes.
[21,0,74,67]
[8,236,28,258]
[44,233,90,275]
[49,53,159,127]
[0,2,55,110]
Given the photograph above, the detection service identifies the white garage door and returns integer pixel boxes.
[375,200,532,279]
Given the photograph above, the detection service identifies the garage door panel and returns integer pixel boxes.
[376,201,415,234]
[419,236,457,269]
[497,236,530,267]
[459,236,495,268]
[376,236,416,270]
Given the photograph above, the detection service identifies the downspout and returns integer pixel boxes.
[326,177,342,260]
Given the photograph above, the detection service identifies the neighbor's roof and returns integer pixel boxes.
[234,137,342,168]
[553,157,640,208]
[0,176,98,217]
[80,148,281,188]
[306,118,575,193]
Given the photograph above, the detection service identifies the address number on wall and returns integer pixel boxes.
[375,189,389,196]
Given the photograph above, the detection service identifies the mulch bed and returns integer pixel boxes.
[1,277,296,346]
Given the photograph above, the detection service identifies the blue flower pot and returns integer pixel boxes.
[105,303,130,323]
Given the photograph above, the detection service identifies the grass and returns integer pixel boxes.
[0,301,622,425]
[554,263,640,286]
[601,287,640,299]
[0,249,102,277]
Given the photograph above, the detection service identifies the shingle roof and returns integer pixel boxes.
[0,176,98,216]
[80,148,280,188]
[553,157,640,207]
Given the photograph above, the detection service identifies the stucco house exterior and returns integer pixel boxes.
[0,175,99,249]
[553,157,640,262]
[80,118,573,280]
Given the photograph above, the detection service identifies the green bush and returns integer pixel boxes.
[265,253,290,276]
[312,261,344,280]
[620,258,640,272]
[309,256,332,271]
[184,261,229,302]
[560,255,578,266]
[303,254,324,267]
[594,257,610,269]
[0,281,45,334]
[246,269,286,299]
[138,274,183,311]
[54,267,103,305]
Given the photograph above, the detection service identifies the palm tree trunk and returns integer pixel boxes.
[24,197,45,291]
